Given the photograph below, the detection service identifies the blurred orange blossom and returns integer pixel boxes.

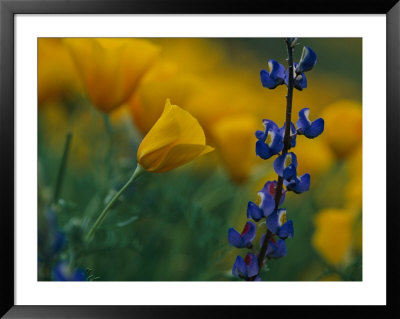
[63,38,160,113]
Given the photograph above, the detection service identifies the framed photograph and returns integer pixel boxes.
[1,0,398,317]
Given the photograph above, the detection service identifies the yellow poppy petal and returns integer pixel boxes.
[153,144,214,173]
[137,100,182,161]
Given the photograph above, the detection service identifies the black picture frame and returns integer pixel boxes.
[1,0,399,317]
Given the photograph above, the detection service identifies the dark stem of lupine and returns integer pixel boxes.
[258,39,294,269]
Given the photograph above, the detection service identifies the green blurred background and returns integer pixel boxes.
[38,38,362,281]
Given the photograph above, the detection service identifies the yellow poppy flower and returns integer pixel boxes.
[312,209,355,265]
[38,38,83,106]
[295,136,335,179]
[63,38,160,113]
[137,99,214,173]
[320,100,362,158]
[129,60,204,135]
[211,115,259,183]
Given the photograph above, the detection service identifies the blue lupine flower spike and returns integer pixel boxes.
[228,221,257,248]
[260,60,286,89]
[247,180,286,221]
[273,152,298,181]
[296,108,324,139]
[232,253,260,280]
[255,119,284,160]
[284,173,310,194]
[296,46,317,74]
[266,209,294,239]
[285,63,307,91]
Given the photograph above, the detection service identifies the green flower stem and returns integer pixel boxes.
[103,114,113,183]
[258,39,294,269]
[85,164,146,242]
[52,132,73,205]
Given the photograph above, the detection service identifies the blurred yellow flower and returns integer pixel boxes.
[137,99,214,173]
[38,38,83,106]
[344,145,362,211]
[295,137,335,179]
[312,208,355,265]
[155,38,225,74]
[129,60,204,135]
[63,38,160,113]
[320,100,362,158]
[211,115,259,183]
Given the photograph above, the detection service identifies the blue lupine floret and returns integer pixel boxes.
[284,173,310,194]
[255,119,284,159]
[273,152,298,181]
[266,209,294,239]
[228,221,256,248]
[296,46,317,74]
[296,108,324,138]
[260,60,286,89]
[266,238,287,259]
[247,180,286,221]
[232,253,260,280]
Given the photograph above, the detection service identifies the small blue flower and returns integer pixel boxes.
[247,180,286,221]
[259,235,287,259]
[284,173,310,194]
[296,46,317,74]
[232,253,260,280]
[255,120,284,160]
[279,122,297,148]
[247,201,264,222]
[52,262,86,281]
[51,230,66,255]
[266,209,294,239]
[260,60,286,89]
[39,209,66,259]
[273,152,298,181]
[296,108,324,139]
[266,238,287,259]
[228,221,257,248]
[285,63,307,90]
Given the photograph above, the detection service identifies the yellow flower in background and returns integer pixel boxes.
[211,115,259,183]
[128,60,204,135]
[137,99,214,173]
[63,38,160,113]
[345,145,362,211]
[38,39,83,106]
[155,38,225,74]
[312,208,356,265]
[320,100,362,158]
[295,137,335,179]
